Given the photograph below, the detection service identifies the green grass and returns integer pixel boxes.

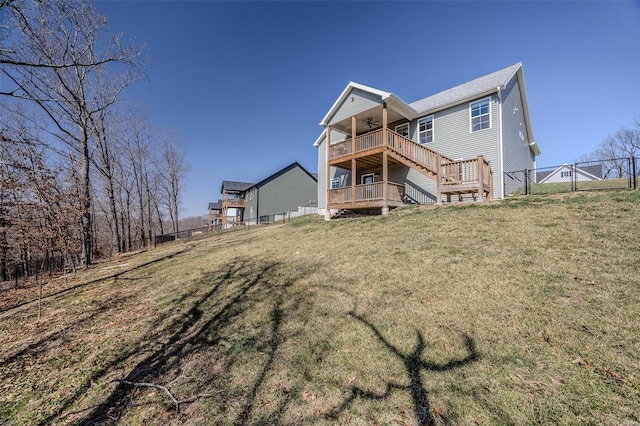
[1,191,639,425]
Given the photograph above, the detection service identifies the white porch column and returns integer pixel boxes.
[325,126,332,221]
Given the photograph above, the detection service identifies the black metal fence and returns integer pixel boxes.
[154,225,225,246]
[1,253,68,289]
[504,156,638,196]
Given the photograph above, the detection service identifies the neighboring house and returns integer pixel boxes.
[207,200,223,229]
[314,62,540,218]
[220,180,254,225]
[536,164,603,184]
[214,162,318,226]
[244,162,318,224]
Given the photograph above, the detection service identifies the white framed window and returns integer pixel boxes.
[395,123,409,138]
[418,116,434,144]
[361,173,374,184]
[331,177,341,189]
[561,171,572,178]
[470,98,491,132]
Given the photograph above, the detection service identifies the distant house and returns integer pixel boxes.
[244,162,318,224]
[536,164,603,184]
[212,162,318,226]
[314,62,540,218]
[207,200,223,228]
[220,181,254,225]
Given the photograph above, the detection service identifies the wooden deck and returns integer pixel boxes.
[326,128,493,209]
[327,181,405,210]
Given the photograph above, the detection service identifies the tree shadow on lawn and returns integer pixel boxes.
[326,312,479,425]
[0,244,196,315]
[64,255,318,425]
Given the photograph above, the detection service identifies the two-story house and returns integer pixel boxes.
[314,62,540,218]
[214,162,318,226]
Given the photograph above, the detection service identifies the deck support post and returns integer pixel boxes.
[382,103,389,209]
[477,156,485,201]
[436,153,443,204]
[325,126,332,220]
[351,158,356,203]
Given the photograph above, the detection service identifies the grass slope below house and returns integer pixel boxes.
[1,191,639,425]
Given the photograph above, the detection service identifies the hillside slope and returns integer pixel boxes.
[1,191,639,425]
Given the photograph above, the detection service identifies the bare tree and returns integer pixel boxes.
[156,131,189,238]
[577,119,640,178]
[0,0,144,266]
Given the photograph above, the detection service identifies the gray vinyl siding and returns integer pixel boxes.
[388,165,437,204]
[245,188,257,221]
[501,77,536,195]
[416,95,501,199]
[256,166,317,217]
[328,88,382,126]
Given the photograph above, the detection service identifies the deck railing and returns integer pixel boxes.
[385,130,453,173]
[328,129,385,160]
[440,156,491,185]
[223,198,246,208]
[328,128,454,176]
[328,181,404,205]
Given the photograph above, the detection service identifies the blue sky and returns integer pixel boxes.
[96,1,640,217]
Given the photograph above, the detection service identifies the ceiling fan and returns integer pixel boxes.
[362,117,381,129]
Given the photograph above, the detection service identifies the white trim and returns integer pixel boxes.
[497,88,504,199]
[361,173,375,184]
[320,82,418,127]
[320,82,391,126]
[313,129,326,147]
[469,97,492,133]
[330,177,341,189]
[417,115,434,144]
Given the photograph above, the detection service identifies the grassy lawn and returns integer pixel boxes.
[1,191,639,425]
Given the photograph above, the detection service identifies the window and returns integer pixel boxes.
[395,123,409,138]
[361,173,374,184]
[418,116,433,144]
[331,177,341,189]
[470,98,491,132]
[561,171,572,178]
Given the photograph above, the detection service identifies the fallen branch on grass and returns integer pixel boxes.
[115,379,218,413]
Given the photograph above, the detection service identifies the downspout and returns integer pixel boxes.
[497,86,504,199]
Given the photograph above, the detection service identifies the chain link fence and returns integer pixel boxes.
[505,156,638,196]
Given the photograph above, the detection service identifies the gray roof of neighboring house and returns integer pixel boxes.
[248,162,317,190]
[221,180,254,193]
[208,200,222,210]
[409,63,521,114]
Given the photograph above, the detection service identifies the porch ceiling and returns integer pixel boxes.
[330,152,404,171]
[330,104,408,135]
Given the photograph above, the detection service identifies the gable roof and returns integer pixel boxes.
[248,162,317,190]
[319,82,415,127]
[221,180,254,194]
[537,163,603,183]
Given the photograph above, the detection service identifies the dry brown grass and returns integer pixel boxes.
[1,191,639,425]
